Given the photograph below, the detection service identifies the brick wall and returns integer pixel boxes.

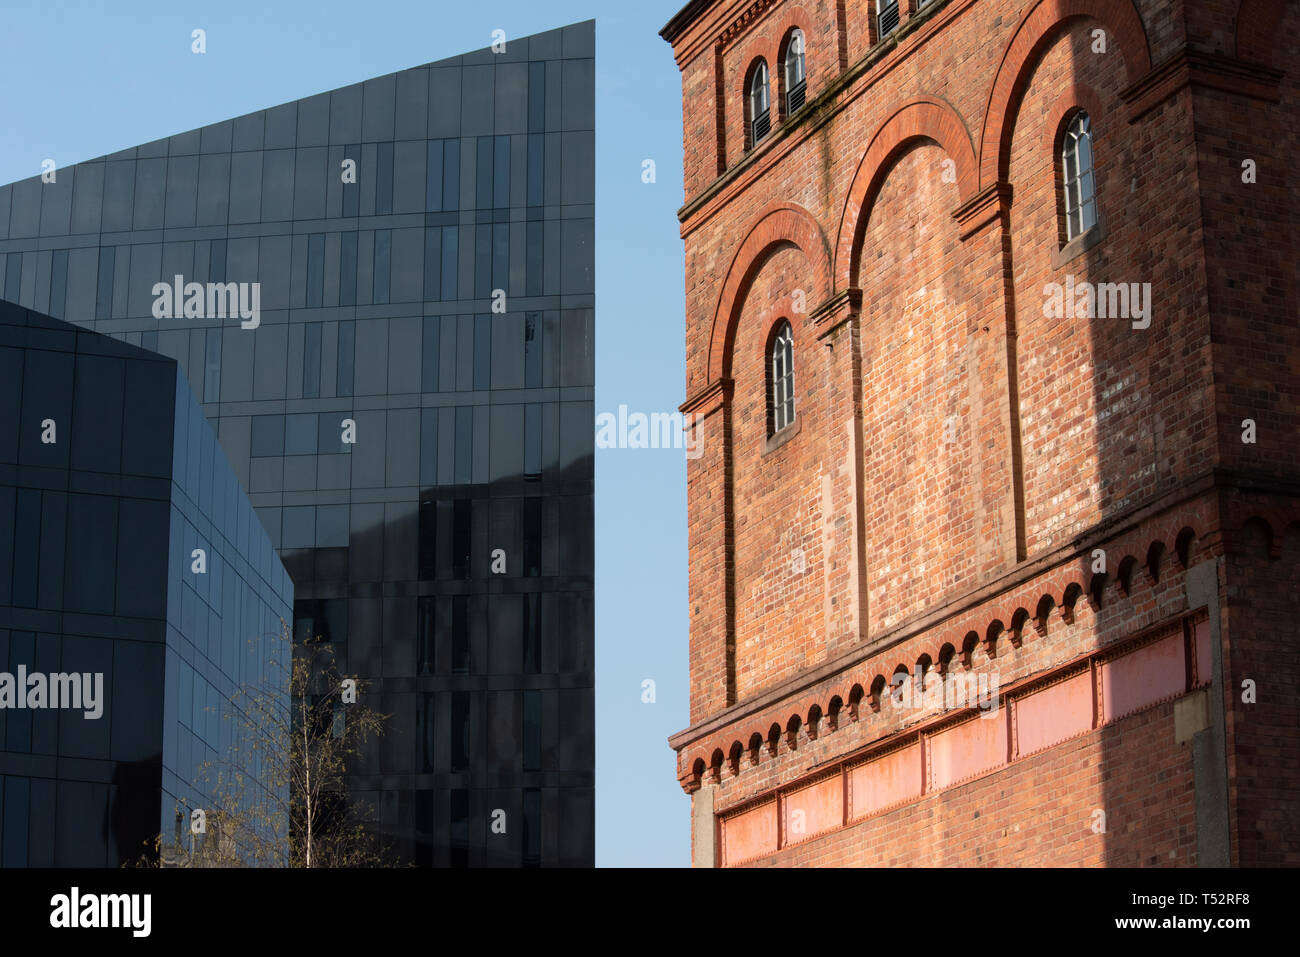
[664,0,1299,866]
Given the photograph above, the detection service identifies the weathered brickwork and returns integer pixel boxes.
[663,0,1298,866]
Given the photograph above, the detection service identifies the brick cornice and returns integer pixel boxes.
[679,377,732,418]
[809,287,860,339]
[1122,48,1284,120]
[667,469,1229,755]
[953,181,1013,240]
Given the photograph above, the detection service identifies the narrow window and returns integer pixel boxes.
[48,249,68,319]
[878,0,901,38]
[450,788,469,866]
[302,323,321,399]
[785,30,807,115]
[452,595,470,672]
[373,228,391,305]
[425,140,443,212]
[522,592,541,674]
[451,694,470,772]
[440,225,458,301]
[339,231,358,307]
[306,233,325,308]
[442,140,460,210]
[419,408,438,486]
[375,142,393,215]
[769,321,795,433]
[522,788,541,868]
[523,690,541,771]
[749,61,771,146]
[95,248,114,320]
[204,327,223,403]
[337,319,355,397]
[1061,111,1097,241]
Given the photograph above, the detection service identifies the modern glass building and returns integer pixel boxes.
[0,302,292,867]
[0,20,595,866]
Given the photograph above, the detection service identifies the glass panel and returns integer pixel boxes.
[339,231,358,306]
[523,497,541,577]
[285,413,317,454]
[373,229,391,305]
[337,320,355,397]
[524,403,542,479]
[204,327,222,403]
[523,788,541,867]
[440,226,458,302]
[250,415,285,457]
[524,312,542,388]
[421,316,439,393]
[523,592,541,674]
[420,408,438,486]
[442,139,460,211]
[452,595,469,672]
[455,407,472,484]
[306,233,325,308]
[417,597,436,675]
[453,500,471,580]
[303,323,321,398]
[492,223,509,295]
[95,247,114,320]
[494,136,510,208]
[375,141,393,215]
[527,134,544,208]
[474,315,491,390]
[476,137,493,210]
[523,689,541,771]
[426,140,443,213]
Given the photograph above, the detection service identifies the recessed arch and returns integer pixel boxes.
[1236,0,1288,66]
[978,0,1152,189]
[707,201,833,384]
[834,96,979,290]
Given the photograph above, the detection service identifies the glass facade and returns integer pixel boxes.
[0,20,595,866]
[0,302,291,866]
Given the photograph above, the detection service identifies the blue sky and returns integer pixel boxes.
[0,0,690,867]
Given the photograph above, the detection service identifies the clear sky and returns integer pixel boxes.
[0,0,690,867]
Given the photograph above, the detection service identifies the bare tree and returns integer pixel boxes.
[134,621,392,867]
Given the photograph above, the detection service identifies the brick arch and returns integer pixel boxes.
[978,0,1152,188]
[1236,0,1287,66]
[832,96,978,291]
[708,201,832,382]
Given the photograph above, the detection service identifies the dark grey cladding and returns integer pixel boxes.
[0,300,292,866]
[0,19,594,866]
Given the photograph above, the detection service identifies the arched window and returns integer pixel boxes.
[1061,111,1097,240]
[749,60,771,147]
[784,30,807,115]
[769,321,795,433]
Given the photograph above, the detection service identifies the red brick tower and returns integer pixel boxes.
[662,0,1298,866]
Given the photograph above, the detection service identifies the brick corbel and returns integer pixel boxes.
[811,287,861,340]
[953,181,1012,240]
[679,377,733,419]
[1122,49,1283,121]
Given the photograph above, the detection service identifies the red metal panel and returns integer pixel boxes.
[929,713,1007,789]
[1100,632,1185,722]
[721,801,777,865]
[1015,671,1093,756]
[848,743,922,819]
[784,774,843,843]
